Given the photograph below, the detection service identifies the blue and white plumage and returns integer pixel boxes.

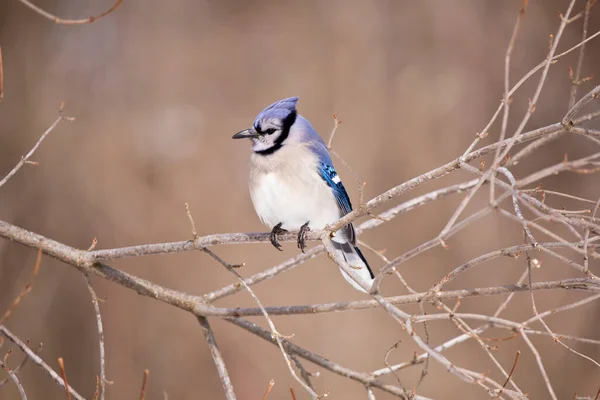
[232,97,374,292]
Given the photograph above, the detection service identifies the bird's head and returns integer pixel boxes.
[232,97,299,155]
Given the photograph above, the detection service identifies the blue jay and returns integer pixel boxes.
[232,97,374,292]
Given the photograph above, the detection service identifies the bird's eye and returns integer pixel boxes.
[263,128,276,135]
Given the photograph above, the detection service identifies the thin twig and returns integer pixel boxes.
[439,299,523,396]
[373,196,508,292]
[462,161,600,238]
[569,0,594,108]
[331,149,367,204]
[375,270,529,378]
[0,343,42,387]
[583,196,600,273]
[511,327,600,345]
[366,386,377,400]
[203,248,318,399]
[93,376,99,400]
[199,276,600,318]
[415,302,431,391]
[184,206,237,399]
[0,358,27,400]
[383,341,404,387]
[461,27,600,165]
[525,249,600,368]
[227,317,411,399]
[491,0,529,203]
[17,0,123,24]
[497,166,537,246]
[494,351,521,400]
[514,5,598,167]
[289,354,316,390]
[0,109,72,189]
[326,114,342,149]
[204,245,324,302]
[324,113,370,205]
[375,292,597,379]
[83,274,107,400]
[197,317,236,400]
[0,47,3,103]
[0,246,42,324]
[139,369,149,400]
[262,380,275,400]
[521,188,598,205]
[0,326,84,400]
[519,330,557,400]
[564,85,600,126]
[441,0,577,241]
[323,233,481,387]
[57,357,72,400]
[185,203,198,239]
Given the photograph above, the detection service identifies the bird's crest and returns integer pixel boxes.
[253,97,299,130]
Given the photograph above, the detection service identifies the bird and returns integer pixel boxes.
[232,97,374,292]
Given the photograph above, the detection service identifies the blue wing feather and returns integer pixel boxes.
[319,163,352,213]
[318,162,356,244]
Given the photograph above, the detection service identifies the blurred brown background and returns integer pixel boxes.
[1,0,600,399]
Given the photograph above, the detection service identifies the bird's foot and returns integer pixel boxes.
[297,221,311,253]
[270,222,288,251]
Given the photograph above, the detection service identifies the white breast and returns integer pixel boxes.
[248,145,341,231]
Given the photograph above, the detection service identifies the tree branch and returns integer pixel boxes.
[0,325,85,400]
[17,0,123,25]
[197,317,236,400]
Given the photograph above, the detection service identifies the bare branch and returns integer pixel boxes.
[442,0,577,241]
[0,47,3,103]
[569,0,594,108]
[57,357,72,400]
[584,196,600,273]
[490,0,529,202]
[497,167,537,246]
[520,330,557,400]
[326,114,342,149]
[139,369,149,400]
[262,380,275,400]
[0,246,42,324]
[17,0,123,25]
[0,358,27,400]
[204,245,324,302]
[0,109,72,189]
[0,325,86,400]
[226,317,412,399]
[209,277,600,318]
[83,275,107,400]
[202,248,318,399]
[197,317,236,400]
[564,85,600,126]
[0,343,42,387]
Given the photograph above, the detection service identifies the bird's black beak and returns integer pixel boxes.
[232,128,259,139]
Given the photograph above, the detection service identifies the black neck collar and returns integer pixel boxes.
[254,111,297,156]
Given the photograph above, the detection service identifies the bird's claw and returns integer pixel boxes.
[270,222,287,251]
[297,221,310,253]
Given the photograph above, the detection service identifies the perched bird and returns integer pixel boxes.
[232,97,374,292]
